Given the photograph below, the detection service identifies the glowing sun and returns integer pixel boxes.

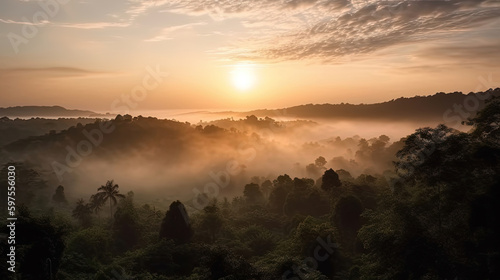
[231,63,256,91]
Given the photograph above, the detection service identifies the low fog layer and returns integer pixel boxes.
[0,113,448,208]
[5,87,496,208]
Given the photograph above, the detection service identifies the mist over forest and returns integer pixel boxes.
[1,111,403,204]
[2,0,500,277]
[1,89,499,280]
[1,90,497,201]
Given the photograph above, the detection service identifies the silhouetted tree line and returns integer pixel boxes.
[245,88,500,121]
[0,97,499,279]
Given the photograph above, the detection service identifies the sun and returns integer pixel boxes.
[230,63,256,91]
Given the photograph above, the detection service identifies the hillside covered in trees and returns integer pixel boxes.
[232,88,500,121]
[0,96,499,279]
[0,106,100,118]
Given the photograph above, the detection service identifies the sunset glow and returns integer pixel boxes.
[0,1,498,110]
[231,63,256,92]
[1,2,499,279]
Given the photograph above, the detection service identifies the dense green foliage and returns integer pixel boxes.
[1,98,499,279]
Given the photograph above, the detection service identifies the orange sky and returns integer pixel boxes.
[0,0,499,111]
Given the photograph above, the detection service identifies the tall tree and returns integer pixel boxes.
[268,174,293,214]
[283,178,327,217]
[199,203,223,243]
[52,185,67,205]
[1,206,65,280]
[113,191,140,252]
[333,195,364,254]
[95,180,125,218]
[321,168,341,192]
[465,95,500,144]
[315,156,327,168]
[89,193,105,218]
[358,99,500,279]
[243,183,264,204]
[72,198,92,228]
[159,200,193,244]
[261,179,273,199]
[305,156,328,178]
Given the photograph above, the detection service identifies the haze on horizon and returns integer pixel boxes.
[0,0,499,111]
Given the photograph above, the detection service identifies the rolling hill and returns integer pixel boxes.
[228,88,500,121]
[0,106,99,117]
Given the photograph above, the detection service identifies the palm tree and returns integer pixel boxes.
[72,198,92,227]
[89,193,105,218]
[96,180,125,218]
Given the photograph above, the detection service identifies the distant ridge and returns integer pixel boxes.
[2,89,499,120]
[230,89,500,121]
[0,106,99,117]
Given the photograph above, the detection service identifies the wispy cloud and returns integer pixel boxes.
[52,0,169,31]
[1,1,168,31]
[144,22,207,42]
[2,67,98,73]
[254,1,500,61]
[0,18,49,25]
[3,0,499,66]
[160,0,500,63]
[1,18,130,29]
[0,67,109,78]
[126,0,170,20]
[57,21,131,29]
[414,41,500,68]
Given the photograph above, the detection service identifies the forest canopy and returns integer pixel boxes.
[0,96,499,279]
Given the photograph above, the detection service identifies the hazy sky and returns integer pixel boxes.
[0,0,499,111]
